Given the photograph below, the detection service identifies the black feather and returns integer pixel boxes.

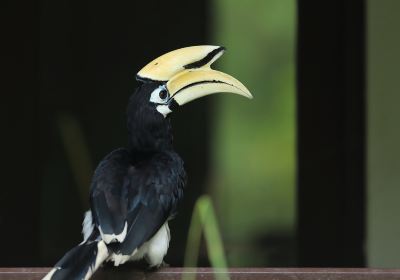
[90,148,131,236]
[90,148,185,256]
[50,241,105,280]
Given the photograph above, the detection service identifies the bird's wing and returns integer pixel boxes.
[116,151,185,255]
[90,148,185,250]
[90,148,132,243]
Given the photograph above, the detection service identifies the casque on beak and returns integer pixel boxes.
[136,45,252,109]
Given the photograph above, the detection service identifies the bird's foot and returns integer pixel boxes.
[159,261,170,268]
[147,261,169,271]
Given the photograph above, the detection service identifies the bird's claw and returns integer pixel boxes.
[159,261,170,268]
[147,261,169,271]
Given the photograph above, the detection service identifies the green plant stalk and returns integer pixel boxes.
[183,195,229,280]
[58,114,93,209]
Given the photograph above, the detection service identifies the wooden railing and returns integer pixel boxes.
[1,267,400,280]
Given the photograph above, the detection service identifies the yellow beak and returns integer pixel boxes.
[137,45,252,106]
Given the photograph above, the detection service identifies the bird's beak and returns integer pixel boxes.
[137,45,252,106]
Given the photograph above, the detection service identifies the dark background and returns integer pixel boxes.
[1,0,391,268]
[2,0,212,266]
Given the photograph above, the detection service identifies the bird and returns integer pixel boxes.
[43,45,252,280]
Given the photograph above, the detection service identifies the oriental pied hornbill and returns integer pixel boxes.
[43,46,252,280]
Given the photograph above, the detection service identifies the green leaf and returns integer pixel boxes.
[183,195,229,280]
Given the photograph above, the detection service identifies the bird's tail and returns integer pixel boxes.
[43,240,109,280]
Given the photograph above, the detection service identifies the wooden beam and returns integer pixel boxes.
[1,268,400,280]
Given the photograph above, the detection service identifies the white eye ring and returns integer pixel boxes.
[150,85,169,104]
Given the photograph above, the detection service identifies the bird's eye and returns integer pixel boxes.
[159,90,168,100]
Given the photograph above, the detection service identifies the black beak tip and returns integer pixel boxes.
[168,99,180,112]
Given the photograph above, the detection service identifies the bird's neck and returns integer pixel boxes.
[127,110,173,162]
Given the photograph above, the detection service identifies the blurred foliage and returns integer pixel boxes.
[367,0,400,267]
[58,114,93,210]
[184,195,229,280]
[210,0,296,266]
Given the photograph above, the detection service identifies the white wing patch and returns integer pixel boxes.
[95,241,109,270]
[83,241,109,280]
[79,211,171,268]
[81,210,94,243]
[109,222,171,268]
[42,267,60,280]
[99,222,128,244]
[111,250,136,267]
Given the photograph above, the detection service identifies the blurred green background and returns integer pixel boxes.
[367,0,400,268]
[210,0,296,266]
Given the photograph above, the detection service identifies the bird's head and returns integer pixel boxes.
[127,45,252,154]
[135,45,252,117]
